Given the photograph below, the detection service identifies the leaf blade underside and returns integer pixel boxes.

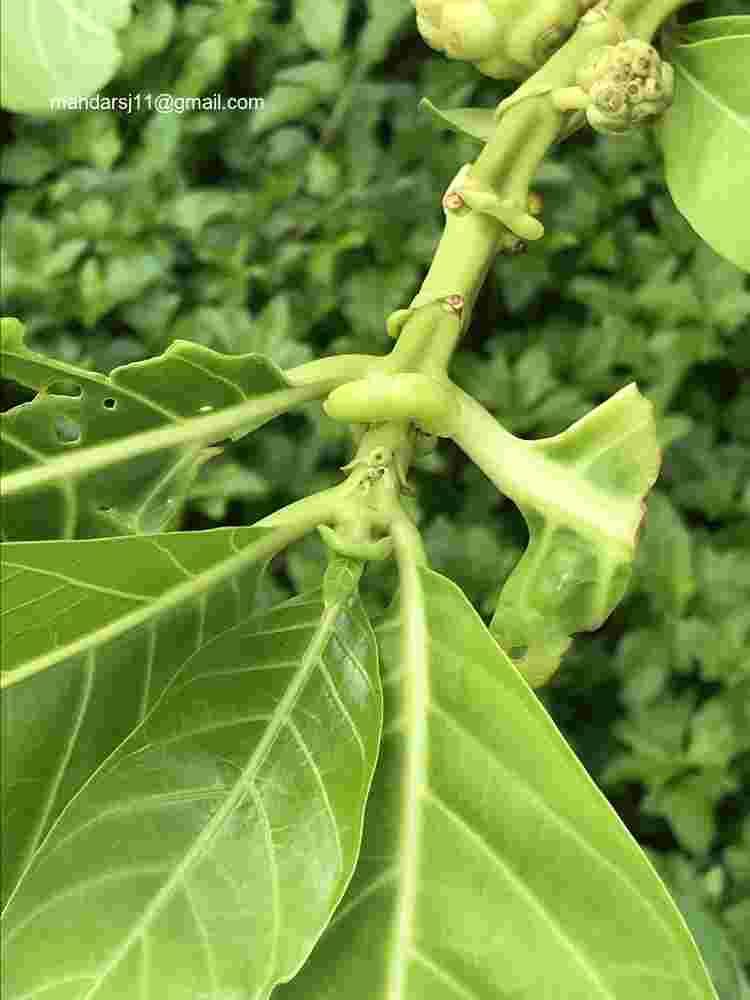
[656,27,750,273]
[0,524,292,904]
[1,318,305,539]
[2,581,382,999]
[277,569,719,999]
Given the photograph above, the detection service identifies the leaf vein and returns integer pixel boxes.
[287,719,344,874]
[430,699,678,948]
[318,661,366,767]
[0,580,70,617]
[183,880,220,994]
[410,947,482,1000]
[75,600,343,997]
[1,560,150,603]
[155,714,273,748]
[32,787,230,872]
[250,783,280,996]
[4,652,95,914]
[328,866,399,930]
[4,865,169,946]
[423,788,616,999]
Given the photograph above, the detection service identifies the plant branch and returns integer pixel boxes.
[449,381,651,547]
[285,353,378,386]
[256,469,370,530]
[406,0,691,345]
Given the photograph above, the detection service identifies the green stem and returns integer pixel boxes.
[409,0,688,342]
[285,353,378,386]
[269,0,691,560]
[255,478,360,530]
[410,13,621,331]
[263,420,425,565]
[410,209,500,323]
[449,384,642,547]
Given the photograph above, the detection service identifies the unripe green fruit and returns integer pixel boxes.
[575,39,674,134]
[412,0,585,80]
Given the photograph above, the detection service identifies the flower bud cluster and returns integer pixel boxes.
[575,39,674,133]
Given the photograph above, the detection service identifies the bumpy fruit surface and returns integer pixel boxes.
[576,39,674,133]
[413,0,590,79]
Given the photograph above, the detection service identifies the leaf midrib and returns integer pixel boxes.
[385,531,430,1000]
[674,59,750,135]
[375,577,692,999]
[0,525,296,688]
[77,597,344,1000]
[0,382,324,500]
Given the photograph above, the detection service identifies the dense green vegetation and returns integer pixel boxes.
[1,0,748,991]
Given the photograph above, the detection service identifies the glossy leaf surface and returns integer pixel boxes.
[0,0,133,113]
[1,318,304,539]
[279,568,718,999]
[656,21,750,273]
[2,577,381,999]
[677,15,750,44]
[0,524,292,904]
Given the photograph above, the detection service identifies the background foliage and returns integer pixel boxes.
[1,0,748,988]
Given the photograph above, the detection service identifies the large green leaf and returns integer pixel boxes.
[1,523,287,902]
[0,0,133,114]
[2,557,381,998]
[677,15,750,44]
[278,568,719,999]
[656,21,750,273]
[0,318,321,539]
